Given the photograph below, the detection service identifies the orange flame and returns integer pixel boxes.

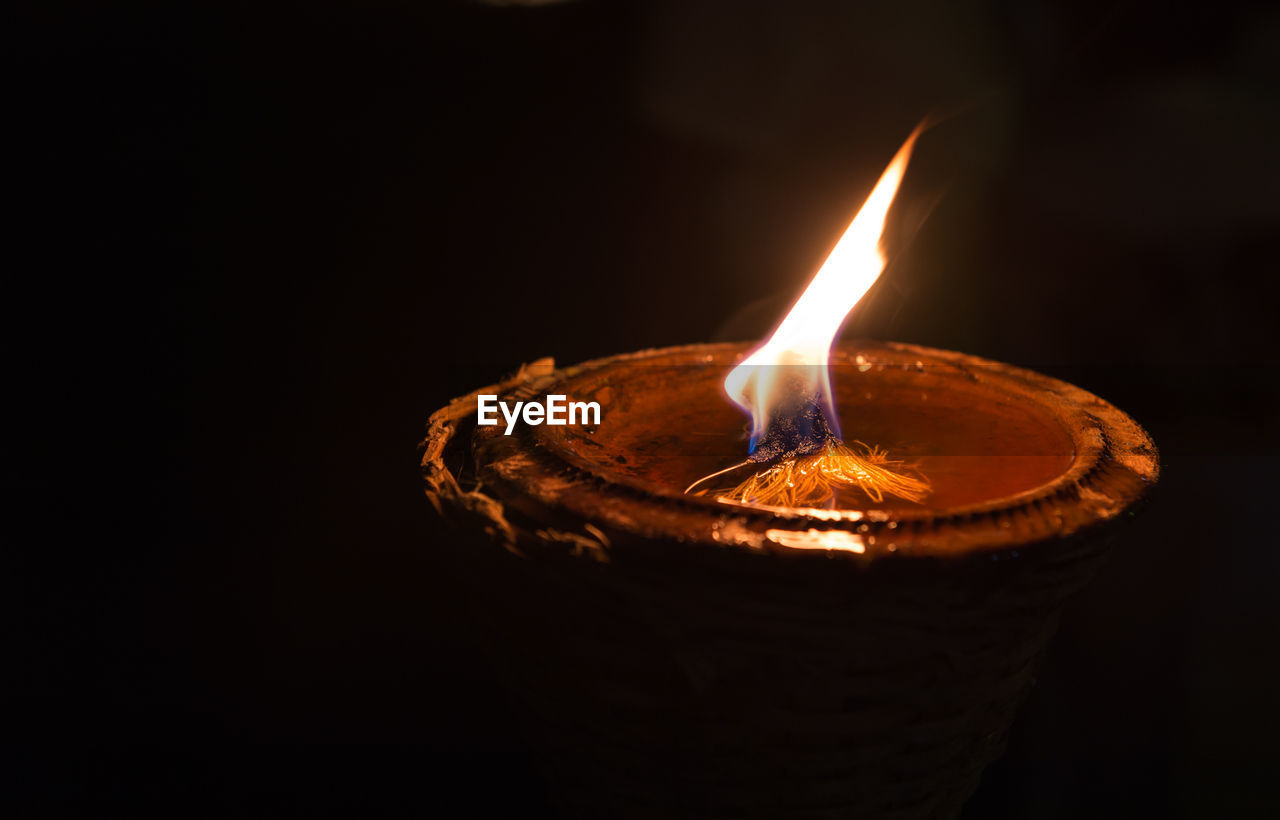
[725,129,920,445]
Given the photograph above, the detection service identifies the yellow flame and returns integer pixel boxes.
[725,129,920,441]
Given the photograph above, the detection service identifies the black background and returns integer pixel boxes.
[10,0,1280,817]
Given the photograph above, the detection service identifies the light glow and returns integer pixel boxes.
[725,130,920,446]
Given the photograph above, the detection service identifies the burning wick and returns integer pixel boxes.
[687,129,930,509]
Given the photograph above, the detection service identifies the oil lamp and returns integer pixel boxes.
[422,131,1158,819]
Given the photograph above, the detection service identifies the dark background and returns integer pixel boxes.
[9,0,1280,817]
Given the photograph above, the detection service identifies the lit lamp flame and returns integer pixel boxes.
[689,129,930,510]
[727,129,918,442]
